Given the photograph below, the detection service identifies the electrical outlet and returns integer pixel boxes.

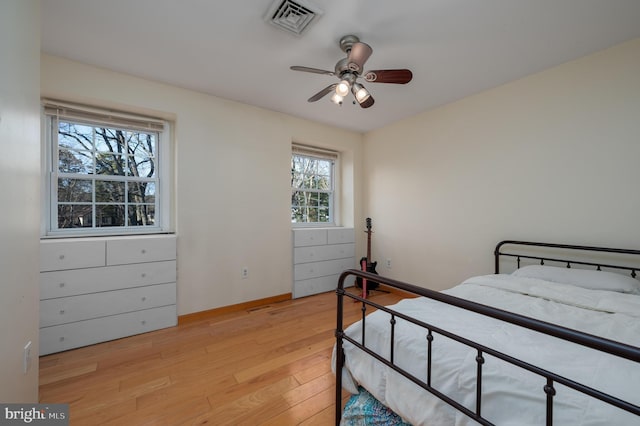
[386,258,392,269]
[23,341,32,374]
[241,267,249,279]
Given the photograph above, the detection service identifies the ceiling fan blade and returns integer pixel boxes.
[364,69,413,84]
[308,84,337,102]
[347,42,373,72]
[359,94,375,109]
[290,66,334,76]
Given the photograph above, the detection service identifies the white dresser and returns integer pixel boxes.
[39,234,177,355]
[292,228,356,298]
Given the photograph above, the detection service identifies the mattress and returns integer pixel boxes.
[334,273,640,425]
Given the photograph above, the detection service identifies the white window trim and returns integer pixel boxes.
[291,143,340,228]
[41,100,173,238]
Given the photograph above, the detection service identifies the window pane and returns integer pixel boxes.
[96,152,126,176]
[58,149,93,174]
[317,161,331,177]
[292,190,306,204]
[96,180,125,203]
[306,207,319,222]
[58,204,93,228]
[298,174,310,190]
[319,192,329,207]
[128,182,156,203]
[96,204,125,227]
[300,175,313,189]
[312,175,321,190]
[129,132,155,157]
[291,167,303,189]
[300,157,311,171]
[58,123,94,151]
[95,128,124,153]
[318,207,330,222]
[129,154,155,178]
[292,210,308,223]
[291,156,304,173]
[319,176,331,190]
[291,208,303,223]
[306,174,315,189]
[58,178,92,202]
[128,205,155,226]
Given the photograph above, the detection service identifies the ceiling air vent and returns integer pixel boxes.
[265,0,323,36]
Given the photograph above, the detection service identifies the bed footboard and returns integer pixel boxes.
[335,240,640,425]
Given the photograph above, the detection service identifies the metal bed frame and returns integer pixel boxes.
[334,240,640,425]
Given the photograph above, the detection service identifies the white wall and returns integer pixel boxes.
[0,0,41,402]
[39,35,640,312]
[41,55,363,315]
[364,38,640,290]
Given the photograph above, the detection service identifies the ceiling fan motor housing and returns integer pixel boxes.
[334,58,354,78]
[339,34,360,53]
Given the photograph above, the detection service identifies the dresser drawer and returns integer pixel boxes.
[327,228,355,244]
[294,243,355,264]
[293,257,355,281]
[292,229,327,247]
[107,235,176,265]
[293,275,340,298]
[40,239,105,272]
[40,260,177,299]
[40,283,176,327]
[40,305,177,355]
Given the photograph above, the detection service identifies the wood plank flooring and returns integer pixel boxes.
[39,288,404,425]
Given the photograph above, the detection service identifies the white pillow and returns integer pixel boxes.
[512,265,640,294]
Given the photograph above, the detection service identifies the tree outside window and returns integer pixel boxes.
[291,152,334,224]
[54,121,158,231]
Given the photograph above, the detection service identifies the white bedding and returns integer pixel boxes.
[334,274,640,425]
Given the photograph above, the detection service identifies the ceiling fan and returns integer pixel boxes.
[290,34,413,108]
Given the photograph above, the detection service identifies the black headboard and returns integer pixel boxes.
[494,240,640,278]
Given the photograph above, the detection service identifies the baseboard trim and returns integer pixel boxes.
[178,293,292,325]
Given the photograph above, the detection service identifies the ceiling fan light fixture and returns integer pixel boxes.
[352,83,370,103]
[330,92,344,105]
[335,80,350,97]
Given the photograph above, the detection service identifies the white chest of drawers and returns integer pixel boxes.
[39,234,177,355]
[292,228,355,298]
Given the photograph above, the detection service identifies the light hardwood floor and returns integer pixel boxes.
[39,288,404,425]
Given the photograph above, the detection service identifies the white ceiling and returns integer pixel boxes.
[41,0,640,133]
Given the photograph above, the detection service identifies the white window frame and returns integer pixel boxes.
[291,143,339,227]
[41,100,172,237]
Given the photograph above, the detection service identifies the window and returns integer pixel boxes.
[43,101,171,236]
[291,144,337,225]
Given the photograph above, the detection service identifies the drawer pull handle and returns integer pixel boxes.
[59,337,65,342]
[59,255,65,260]
[59,310,65,315]
[141,297,147,302]
[141,273,146,278]
[141,320,146,325]
[141,249,147,254]
[59,283,65,288]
